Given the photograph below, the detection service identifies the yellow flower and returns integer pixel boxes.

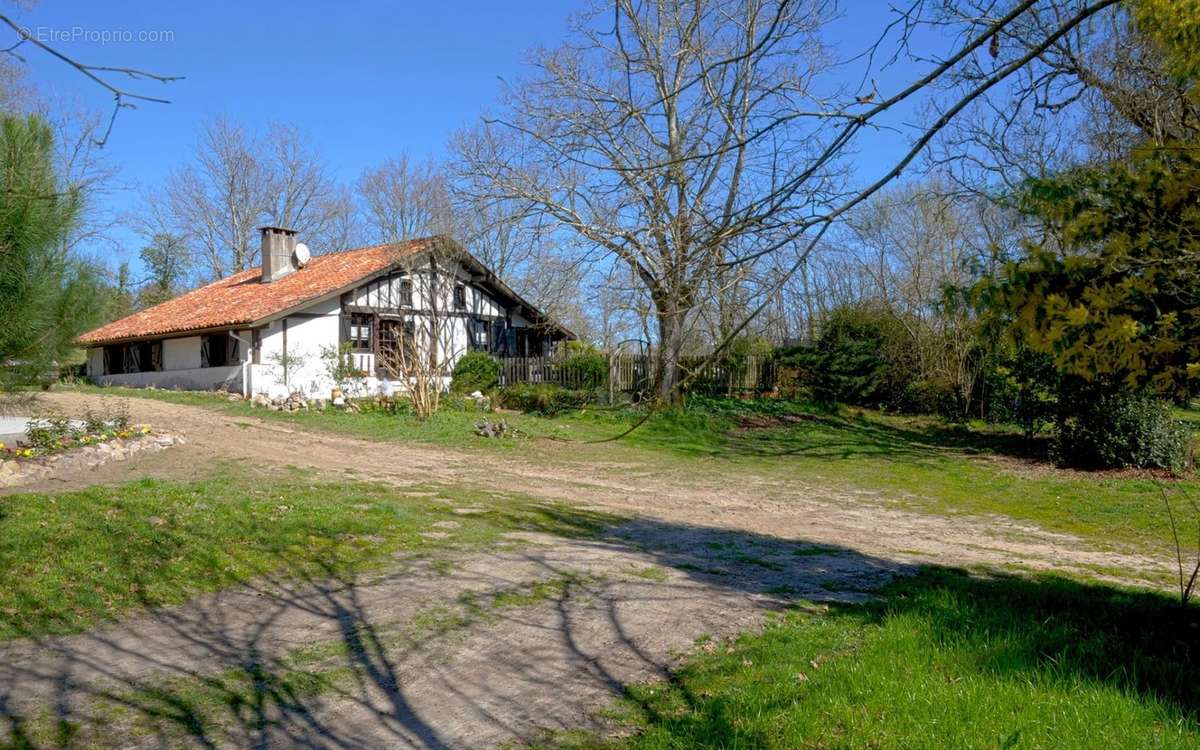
[140,426,151,434]
[1188,363,1200,379]
[1065,305,1089,326]
[0,441,5,451]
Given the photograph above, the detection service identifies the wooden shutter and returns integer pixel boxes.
[200,336,211,368]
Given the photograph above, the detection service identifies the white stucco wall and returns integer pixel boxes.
[163,337,202,370]
[249,298,341,398]
[86,348,103,377]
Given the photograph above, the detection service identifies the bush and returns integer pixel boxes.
[498,383,592,415]
[777,304,910,407]
[450,352,501,393]
[1054,390,1193,472]
[898,377,960,418]
[25,413,72,450]
[558,341,607,389]
[980,346,1059,437]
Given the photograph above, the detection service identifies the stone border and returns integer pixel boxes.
[0,433,186,488]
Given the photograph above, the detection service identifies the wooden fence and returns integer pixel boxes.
[498,352,776,397]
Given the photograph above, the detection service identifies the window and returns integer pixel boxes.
[349,313,372,352]
[102,341,162,374]
[399,279,413,307]
[470,319,489,351]
[453,283,467,310]
[103,345,125,375]
[133,341,162,372]
[201,333,236,367]
[252,329,262,365]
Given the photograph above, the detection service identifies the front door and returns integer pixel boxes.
[376,319,402,378]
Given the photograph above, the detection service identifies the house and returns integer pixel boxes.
[78,228,573,398]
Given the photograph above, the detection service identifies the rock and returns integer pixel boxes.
[474,419,508,438]
[227,393,242,402]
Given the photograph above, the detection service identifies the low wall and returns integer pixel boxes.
[94,365,244,393]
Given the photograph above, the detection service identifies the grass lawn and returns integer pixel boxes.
[0,467,611,641]
[542,568,1200,749]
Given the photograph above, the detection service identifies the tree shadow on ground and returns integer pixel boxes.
[0,508,1193,749]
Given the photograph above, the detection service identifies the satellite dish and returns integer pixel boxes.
[293,243,311,267]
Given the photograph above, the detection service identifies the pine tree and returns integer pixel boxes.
[0,114,102,389]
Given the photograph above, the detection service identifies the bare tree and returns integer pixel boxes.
[842,181,988,414]
[449,121,549,281]
[934,2,1197,195]
[0,14,181,146]
[162,118,270,278]
[356,155,453,244]
[462,0,849,401]
[462,0,1118,403]
[264,123,356,252]
[155,117,352,279]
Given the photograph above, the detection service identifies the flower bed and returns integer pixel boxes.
[1,425,153,460]
[1,405,150,461]
[0,430,184,488]
[0,405,186,488]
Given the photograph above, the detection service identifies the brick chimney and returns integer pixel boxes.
[260,226,298,282]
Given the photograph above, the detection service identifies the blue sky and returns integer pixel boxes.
[7,0,939,275]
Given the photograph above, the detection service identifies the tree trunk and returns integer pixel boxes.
[655,311,686,406]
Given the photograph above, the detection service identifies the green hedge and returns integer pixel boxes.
[450,352,500,393]
[559,341,608,388]
[497,383,592,415]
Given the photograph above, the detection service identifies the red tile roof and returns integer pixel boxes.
[78,238,432,346]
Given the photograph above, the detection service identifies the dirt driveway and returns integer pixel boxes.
[0,391,1171,748]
